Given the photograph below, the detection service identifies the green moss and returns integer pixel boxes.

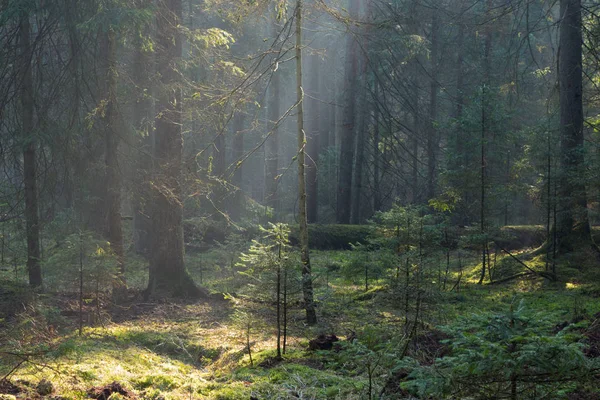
[133,375,179,391]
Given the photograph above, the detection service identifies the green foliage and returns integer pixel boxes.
[341,243,389,288]
[404,300,599,399]
[238,223,291,277]
[43,231,118,293]
[323,326,405,399]
[236,223,300,303]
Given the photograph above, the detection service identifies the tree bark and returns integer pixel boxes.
[265,21,281,213]
[427,8,439,201]
[102,27,125,288]
[555,0,593,253]
[132,0,153,255]
[64,0,80,210]
[373,79,381,212]
[230,112,245,221]
[478,0,492,285]
[336,0,359,224]
[20,13,42,288]
[351,85,368,224]
[146,0,205,298]
[306,36,320,223]
[409,1,420,205]
[296,0,317,324]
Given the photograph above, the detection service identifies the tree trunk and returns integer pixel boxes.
[427,8,439,201]
[556,0,593,253]
[373,79,381,212]
[409,1,420,205]
[132,2,153,255]
[296,0,317,324]
[65,0,80,210]
[102,27,125,288]
[336,0,359,224]
[329,61,337,148]
[20,13,42,288]
[146,0,206,298]
[410,96,419,204]
[351,86,368,224]
[306,37,320,224]
[230,112,245,221]
[478,0,492,285]
[265,21,281,213]
[454,9,469,225]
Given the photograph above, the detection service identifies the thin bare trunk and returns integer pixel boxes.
[296,0,317,324]
[306,37,320,223]
[351,87,369,224]
[21,12,42,288]
[373,79,381,212]
[102,28,125,291]
[427,8,439,200]
[265,21,281,213]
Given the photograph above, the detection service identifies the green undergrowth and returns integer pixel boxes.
[2,242,600,399]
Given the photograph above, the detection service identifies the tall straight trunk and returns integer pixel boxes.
[329,63,337,148]
[336,0,360,224]
[306,39,320,223]
[230,112,245,221]
[21,13,42,288]
[454,10,468,224]
[409,1,420,205]
[65,0,80,209]
[478,86,487,285]
[232,113,245,188]
[478,0,492,285]
[373,79,381,212]
[296,0,317,324]
[147,0,205,298]
[265,21,280,213]
[276,247,282,359]
[132,1,153,255]
[556,0,593,252]
[410,88,419,204]
[427,8,439,200]
[351,86,368,224]
[456,20,465,162]
[102,27,125,282]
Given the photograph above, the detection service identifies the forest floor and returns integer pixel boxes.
[1,240,600,399]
